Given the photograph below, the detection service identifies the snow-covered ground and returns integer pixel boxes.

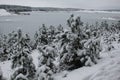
[0,42,120,80]
[0,60,12,80]
[0,9,13,16]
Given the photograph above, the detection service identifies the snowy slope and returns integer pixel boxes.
[88,50,120,80]
[54,46,120,80]
[0,9,12,16]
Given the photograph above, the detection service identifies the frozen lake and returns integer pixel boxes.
[0,11,120,36]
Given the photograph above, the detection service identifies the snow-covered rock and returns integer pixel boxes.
[0,9,12,16]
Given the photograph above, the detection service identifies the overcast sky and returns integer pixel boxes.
[0,0,120,9]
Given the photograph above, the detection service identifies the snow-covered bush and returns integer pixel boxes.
[36,65,54,80]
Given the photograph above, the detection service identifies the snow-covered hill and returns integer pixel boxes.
[0,9,12,16]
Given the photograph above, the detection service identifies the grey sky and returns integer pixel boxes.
[0,0,120,9]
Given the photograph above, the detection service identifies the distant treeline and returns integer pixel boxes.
[32,7,80,11]
[0,5,32,13]
[103,9,120,12]
[0,5,80,13]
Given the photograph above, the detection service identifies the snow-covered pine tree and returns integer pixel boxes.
[58,15,82,70]
[11,29,36,80]
[48,25,56,43]
[33,24,49,49]
[0,34,8,61]
[57,24,64,34]
[36,45,58,80]
[0,31,18,61]
[67,14,83,35]
[11,49,36,80]
[59,35,83,70]
[39,24,48,45]
[100,21,109,32]
[32,31,39,50]
[59,15,101,71]
[116,20,120,31]
[0,67,3,80]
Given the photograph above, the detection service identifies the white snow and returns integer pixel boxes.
[89,49,120,80]
[15,73,28,80]
[31,50,42,68]
[0,9,12,16]
[0,60,12,80]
